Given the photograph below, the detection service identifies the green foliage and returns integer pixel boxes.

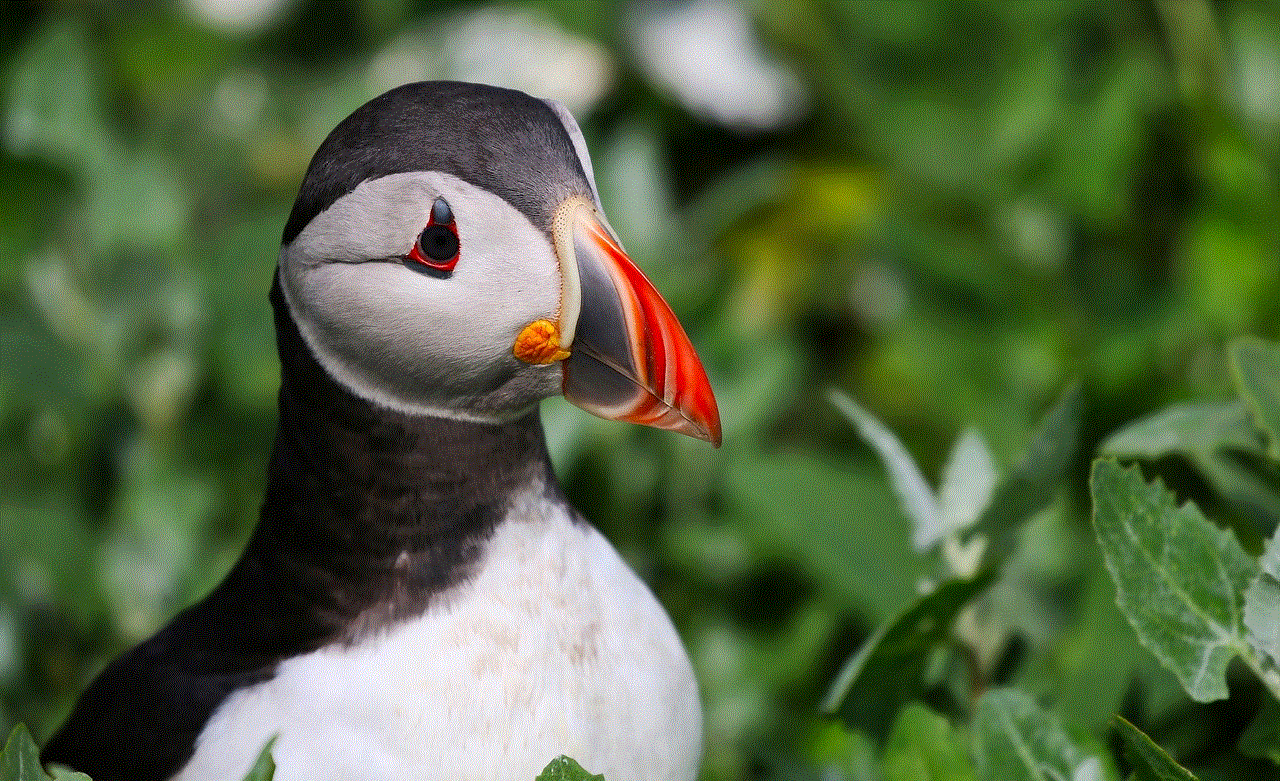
[1233,339,1280,461]
[965,384,1082,561]
[823,569,997,737]
[1244,529,1280,669]
[829,390,954,552]
[1102,401,1263,460]
[2,724,45,781]
[536,757,605,781]
[1090,459,1258,703]
[240,737,277,781]
[971,689,1106,781]
[1112,716,1198,781]
[1092,336,1280,713]
[2,725,89,781]
[1088,337,1280,773]
[881,703,975,781]
[1101,337,1280,535]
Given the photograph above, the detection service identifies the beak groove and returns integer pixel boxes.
[556,199,721,447]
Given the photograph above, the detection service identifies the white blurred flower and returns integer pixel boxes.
[185,0,290,34]
[631,0,807,131]
[369,6,614,117]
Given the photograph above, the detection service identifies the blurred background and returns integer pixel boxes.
[1,1,1278,779]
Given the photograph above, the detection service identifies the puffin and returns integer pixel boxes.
[41,81,720,781]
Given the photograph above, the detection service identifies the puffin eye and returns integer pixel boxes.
[408,197,460,272]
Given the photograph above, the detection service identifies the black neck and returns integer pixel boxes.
[244,275,558,643]
[38,276,564,781]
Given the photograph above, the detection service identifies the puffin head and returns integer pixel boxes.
[277,81,721,445]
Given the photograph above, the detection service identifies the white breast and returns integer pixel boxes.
[173,490,702,781]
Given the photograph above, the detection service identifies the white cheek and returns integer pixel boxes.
[299,257,554,370]
[280,172,566,419]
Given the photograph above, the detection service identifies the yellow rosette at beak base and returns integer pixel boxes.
[514,319,571,365]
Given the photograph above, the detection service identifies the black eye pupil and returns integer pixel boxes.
[420,225,458,262]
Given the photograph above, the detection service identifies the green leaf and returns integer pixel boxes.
[965,384,1082,559]
[1244,528,1280,667]
[1232,337,1280,461]
[1100,401,1265,460]
[0,724,88,781]
[881,702,976,781]
[1193,451,1280,537]
[937,428,998,540]
[240,736,276,781]
[1111,716,1197,781]
[823,569,998,738]
[536,756,605,781]
[2,725,46,781]
[971,689,1100,781]
[1101,400,1280,532]
[1090,460,1257,702]
[829,389,943,551]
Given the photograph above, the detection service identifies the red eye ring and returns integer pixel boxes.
[408,197,460,272]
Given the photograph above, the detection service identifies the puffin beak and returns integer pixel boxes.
[549,197,721,446]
